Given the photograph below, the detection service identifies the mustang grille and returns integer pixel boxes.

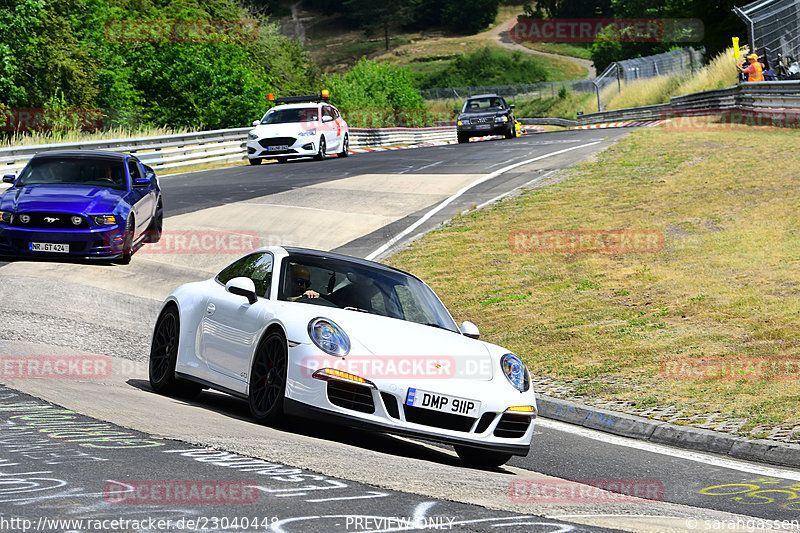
[11,212,90,229]
[402,405,475,432]
[327,381,375,414]
[493,413,531,439]
[258,137,297,148]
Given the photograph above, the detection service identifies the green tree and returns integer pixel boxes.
[342,0,416,50]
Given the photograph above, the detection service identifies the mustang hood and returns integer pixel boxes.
[296,306,495,381]
[7,184,124,214]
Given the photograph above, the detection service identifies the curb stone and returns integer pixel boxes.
[536,395,800,469]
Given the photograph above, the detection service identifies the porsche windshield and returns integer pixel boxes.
[16,158,127,191]
[279,253,459,333]
[261,107,319,124]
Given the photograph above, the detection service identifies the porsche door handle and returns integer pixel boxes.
[206,303,215,316]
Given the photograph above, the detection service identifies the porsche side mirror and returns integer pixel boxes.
[460,321,480,339]
[226,277,257,304]
[2,175,15,184]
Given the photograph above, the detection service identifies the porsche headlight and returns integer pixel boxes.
[248,132,259,140]
[298,128,316,137]
[0,211,12,224]
[501,353,530,392]
[308,317,350,356]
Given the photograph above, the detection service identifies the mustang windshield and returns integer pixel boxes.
[279,253,459,333]
[16,158,127,191]
[261,107,319,124]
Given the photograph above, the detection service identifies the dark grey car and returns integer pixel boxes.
[456,94,516,143]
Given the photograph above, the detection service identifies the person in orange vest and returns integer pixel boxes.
[738,53,765,81]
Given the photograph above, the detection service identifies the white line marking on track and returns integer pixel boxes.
[537,418,800,480]
[365,142,602,261]
[400,160,445,174]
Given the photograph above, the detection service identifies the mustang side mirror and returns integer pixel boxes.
[226,277,257,304]
[2,175,15,184]
[460,321,480,339]
[252,120,260,127]
[134,178,151,188]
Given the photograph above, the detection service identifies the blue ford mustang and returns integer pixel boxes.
[0,150,162,263]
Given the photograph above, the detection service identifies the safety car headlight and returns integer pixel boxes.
[298,128,316,137]
[501,353,530,392]
[248,132,259,140]
[308,317,350,356]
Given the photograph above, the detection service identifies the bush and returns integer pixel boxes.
[420,47,548,89]
[325,58,428,127]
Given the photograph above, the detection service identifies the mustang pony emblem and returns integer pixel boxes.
[43,216,60,223]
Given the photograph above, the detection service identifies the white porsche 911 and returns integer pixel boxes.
[149,246,537,467]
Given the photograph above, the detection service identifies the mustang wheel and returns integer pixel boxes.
[337,133,349,157]
[117,216,134,264]
[149,306,202,397]
[249,330,288,424]
[454,445,512,468]
[315,137,327,161]
[146,198,163,243]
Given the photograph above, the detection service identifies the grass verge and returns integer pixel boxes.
[385,124,800,436]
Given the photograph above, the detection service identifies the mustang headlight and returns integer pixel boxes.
[501,353,530,392]
[248,132,259,140]
[495,115,509,123]
[93,215,117,225]
[308,317,350,356]
[0,211,12,224]
[297,128,316,137]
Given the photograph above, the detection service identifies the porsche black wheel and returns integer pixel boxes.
[249,330,288,424]
[149,306,202,397]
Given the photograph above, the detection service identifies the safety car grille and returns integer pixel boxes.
[258,137,297,148]
[10,212,90,229]
[402,405,475,432]
[327,381,375,414]
[493,414,531,439]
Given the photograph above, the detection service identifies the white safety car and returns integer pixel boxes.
[149,246,537,467]
[246,91,349,165]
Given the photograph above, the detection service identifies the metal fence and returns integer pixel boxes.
[420,47,704,109]
[734,0,800,66]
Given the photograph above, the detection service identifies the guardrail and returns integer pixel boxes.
[0,126,461,177]
[519,118,578,128]
[577,81,800,125]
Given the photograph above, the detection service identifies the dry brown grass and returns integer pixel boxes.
[386,124,800,432]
